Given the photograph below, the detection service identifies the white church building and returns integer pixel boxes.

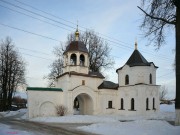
[27,30,160,118]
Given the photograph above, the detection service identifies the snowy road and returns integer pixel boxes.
[0,117,96,135]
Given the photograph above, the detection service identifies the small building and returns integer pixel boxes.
[27,30,160,118]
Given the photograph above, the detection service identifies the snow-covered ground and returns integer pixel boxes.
[0,124,35,135]
[0,104,180,135]
[0,109,27,118]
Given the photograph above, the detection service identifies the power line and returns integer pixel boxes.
[13,0,76,26]
[0,0,76,29]
[0,4,72,32]
[0,22,172,62]
[0,22,62,43]
[21,52,53,61]
[18,47,50,56]
[0,0,174,61]
[157,71,174,78]
[12,0,173,60]
[1,0,173,59]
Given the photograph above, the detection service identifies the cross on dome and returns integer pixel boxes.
[75,22,79,41]
[135,41,138,50]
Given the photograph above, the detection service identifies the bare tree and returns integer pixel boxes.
[159,85,168,100]
[46,49,63,87]
[47,30,114,86]
[138,0,180,124]
[0,37,26,111]
[138,0,176,48]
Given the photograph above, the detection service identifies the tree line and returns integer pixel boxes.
[0,37,26,111]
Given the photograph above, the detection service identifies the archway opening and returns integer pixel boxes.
[73,93,93,115]
[80,54,85,66]
[70,53,77,65]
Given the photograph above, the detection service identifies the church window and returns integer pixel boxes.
[131,98,135,110]
[108,101,112,108]
[80,54,85,66]
[82,80,85,85]
[70,54,77,65]
[146,98,149,110]
[153,98,155,109]
[149,74,152,84]
[125,75,129,85]
[120,98,124,109]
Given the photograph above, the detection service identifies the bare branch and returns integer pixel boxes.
[138,6,176,25]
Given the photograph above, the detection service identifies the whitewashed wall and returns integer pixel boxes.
[55,74,103,91]
[118,64,157,86]
[27,91,63,118]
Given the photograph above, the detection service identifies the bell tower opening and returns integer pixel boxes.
[80,54,85,66]
[70,54,77,65]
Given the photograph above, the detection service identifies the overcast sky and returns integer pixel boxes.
[0,0,175,99]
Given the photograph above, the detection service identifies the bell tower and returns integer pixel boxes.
[63,27,89,74]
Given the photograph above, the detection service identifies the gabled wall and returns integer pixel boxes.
[118,64,157,86]
[55,74,103,91]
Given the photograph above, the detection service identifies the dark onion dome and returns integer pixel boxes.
[63,41,88,54]
[116,48,158,72]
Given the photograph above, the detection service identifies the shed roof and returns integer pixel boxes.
[26,87,63,91]
[98,81,119,90]
[56,71,105,79]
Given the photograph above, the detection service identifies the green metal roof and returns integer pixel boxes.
[27,87,63,91]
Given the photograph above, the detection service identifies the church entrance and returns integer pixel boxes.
[73,93,93,115]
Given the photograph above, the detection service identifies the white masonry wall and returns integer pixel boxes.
[118,63,157,86]
[117,85,160,116]
[55,74,103,91]
[27,90,63,118]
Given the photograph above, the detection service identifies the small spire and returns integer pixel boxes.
[135,38,138,50]
[75,21,79,41]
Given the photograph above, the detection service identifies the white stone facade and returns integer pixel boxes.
[27,38,160,118]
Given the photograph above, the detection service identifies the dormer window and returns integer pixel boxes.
[125,75,129,85]
[70,54,77,65]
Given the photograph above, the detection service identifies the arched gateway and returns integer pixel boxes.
[73,93,93,115]
[72,86,95,115]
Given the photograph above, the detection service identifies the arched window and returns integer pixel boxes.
[131,98,135,110]
[146,98,149,110]
[120,98,124,109]
[149,74,152,84]
[125,75,129,85]
[70,54,77,65]
[80,54,85,66]
[153,98,155,109]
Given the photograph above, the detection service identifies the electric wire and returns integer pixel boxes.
[0,0,173,61]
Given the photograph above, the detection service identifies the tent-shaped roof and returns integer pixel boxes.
[126,49,150,67]
[116,44,158,72]
[63,41,88,54]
